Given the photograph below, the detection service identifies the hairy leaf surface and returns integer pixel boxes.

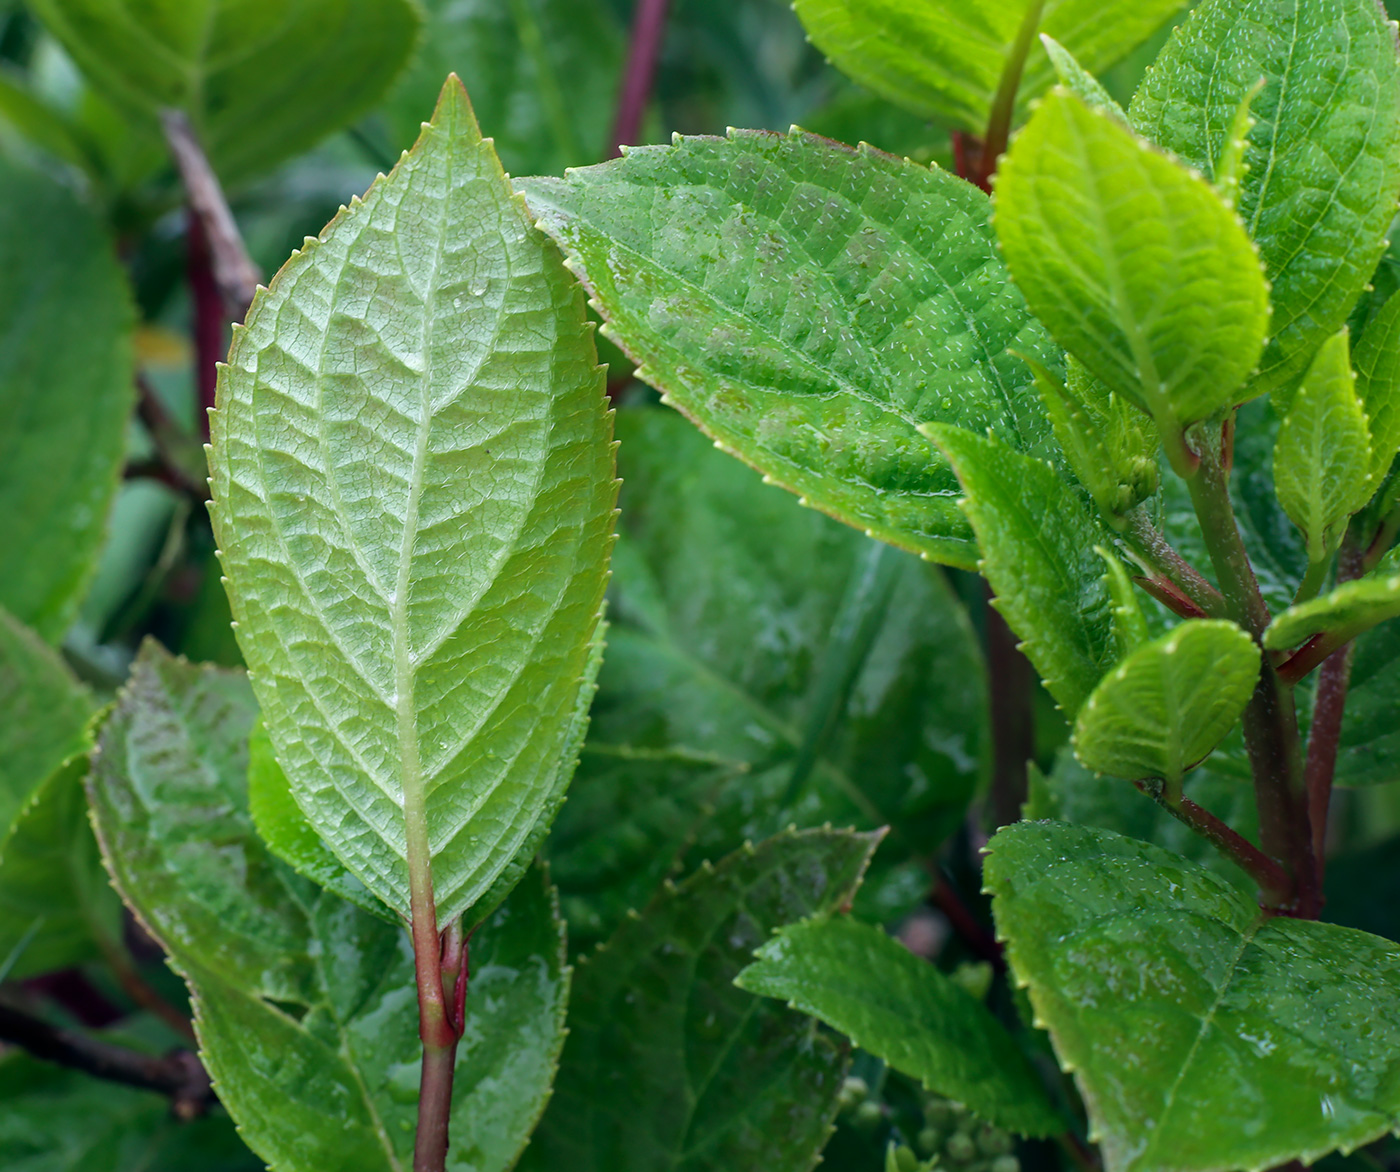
[737,916,1061,1136]
[524,828,879,1172]
[1354,291,1400,483]
[209,78,616,925]
[88,643,569,1172]
[1130,0,1400,400]
[987,820,1400,1172]
[520,130,1061,569]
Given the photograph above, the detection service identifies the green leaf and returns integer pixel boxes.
[208,77,616,926]
[1335,620,1400,787]
[926,424,1115,714]
[1073,620,1259,785]
[523,827,881,1172]
[88,642,570,1172]
[736,916,1062,1136]
[1099,547,1151,656]
[1273,331,1374,562]
[986,819,1400,1172]
[373,0,624,175]
[520,128,1062,570]
[791,0,1185,133]
[26,0,422,183]
[1129,0,1400,401]
[1354,290,1400,484]
[1265,570,1400,652]
[1040,35,1129,125]
[0,155,134,641]
[995,89,1270,432]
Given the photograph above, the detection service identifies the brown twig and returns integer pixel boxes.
[608,0,670,157]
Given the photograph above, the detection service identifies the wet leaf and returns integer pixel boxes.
[1354,290,1400,484]
[1335,620,1400,787]
[209,77,616,926]
[736,916,1062,1136]
[522,827,880,1172]
[520,129,1061,570]
[1130,0,1400,401]
[987,819,1400,1172]
[1265,570,1400,652]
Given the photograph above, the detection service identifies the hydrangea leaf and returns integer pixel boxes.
[1265,570,1400,652]
[986,820,1400,1172]
[736,916,1062,1136]
[1130,0,1400,402]
[1335,620,1400,787]
[1354,291,1400,484]
[995,90,1270,432]
[208,77,617,926]
[520,130,1063,570]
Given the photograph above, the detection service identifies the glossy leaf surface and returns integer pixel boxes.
[1354,290,1400,483]
[737,916,1061,1136]
[987,820,1400,1172]
[1130,0,1400,400]
[1335,621,1400,787]
[209,78,616,925]
[1073,621,1259,784]
[996,90,1269,429]
[1265,571,1400,651]
[88,643,569,1172]
[0,156,133,640]
[520,130,1061,569]
[524,828,880,1172]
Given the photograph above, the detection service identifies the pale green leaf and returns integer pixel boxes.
[523,827,880,1172]
[520,129,1062,570]
[0,155,133,640]
[1040,35,1128,125]
[26,0,422,182]
[1265,570,1400,651]
[209,78,617,925]
[987,819,1400,1172]
[736,916,1062,1136]
[1130,0,1400,401]
[88,642,569,1172]
[1354,290,1400,484]
[1211,81,1265,214]
[996,89,1270,431]
[926,424,1115,714]
[1073,620,1259,785]
[1098,546,1151,655]
[1273,331,1373,561]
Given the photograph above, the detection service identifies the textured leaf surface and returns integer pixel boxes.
[27,0,421,182]
[0,155,133,640]
[987,820,1400,1172]
[737,916,1061,1136]
[1335,621,1400,787]
[523,828,879,1172]
[996,90,1269,429]
[1073,621,1259,784]
[791,0,1184,132]
[1265,571,1400,651]
[1130,0,1400,400]
[1273,331,1373,561]
[928,424,1115,714]
[1354,291,1400,483]
[1041,35,1130,125]
[520,130,1061,569]
[88,643,569,1172]
[209,78,616,925]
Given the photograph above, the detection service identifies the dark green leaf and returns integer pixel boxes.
[520,129,1062,569]
[736,916,1062,1136]
[1335,620,1400,787]
[1265,569,1400,651]
[1354,288,1400,483]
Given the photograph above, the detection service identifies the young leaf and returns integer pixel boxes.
[1098,547,1151,656]
[1273,331,1373,562]
[926,424,1116,715]
[986,820,1400,1172]
[208,77,617,927]
[0,155,134,641]
[1265,571,1400,652]
[88,643,569,1172]
[736,916,1062,1136]
[522,827,881,1172]
[1130,0,1400,401]
[1040,35,1129,125]
[26,0,422,182]
[1353,291,1400,484]
[1073,621,1259,786]
[995,90,1270,433]
[520,129,1063,570]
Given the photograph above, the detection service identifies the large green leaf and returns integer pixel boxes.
[1354,290,1400,484]
[88,642,570,1172]
[928,424,1115,714]
[995,90,1270,432]
[1336,620,1400,787]
[791,0,1185,133]
[986,819,1400,1172]
[736,916,1062,1136]
[1130,0,1400,401]
[26,0,422,182]
[519,129,1061,570]
[209,77,616,926]
[0,155,133,641]
[523,827,880,1172]
[1073,621,1259,785]
[373,0,624,174]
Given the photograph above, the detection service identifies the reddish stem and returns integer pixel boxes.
[609,0,670,157]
